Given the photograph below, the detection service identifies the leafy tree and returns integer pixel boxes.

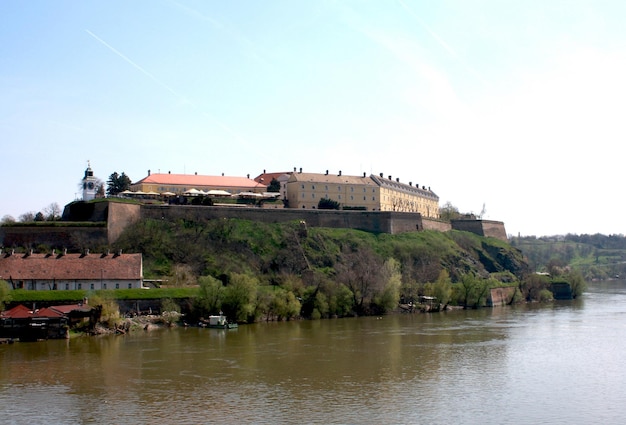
[565,269,587,299]
[34,212,45,222]
[373,258,402,313]
[221,273,258,323]
[267,178,281,192]
[439,202,462,221]
[318,198,340,210]
[195,275,224,315]
[106,172,132,196]
[0,280,12,311]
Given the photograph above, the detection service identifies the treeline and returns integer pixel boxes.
[511,233,626,280]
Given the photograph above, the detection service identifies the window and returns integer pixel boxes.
[65,283,69,290]
[115,283,120,289]
[338,186,341,191]
[351,187,354,192]
[90,283,94,290]
[312,185,315,190]
[128,283,132,289]
[312,193,315,198]
[103,283,107,289]
[78,283,82,290]
[325,185,328,190]
[301,184,305,189]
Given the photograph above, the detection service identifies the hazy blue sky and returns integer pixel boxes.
[2,0,625,237]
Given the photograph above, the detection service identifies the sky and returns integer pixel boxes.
[1,0,625,237]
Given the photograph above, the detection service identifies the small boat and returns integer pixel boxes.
[206,314,238,329]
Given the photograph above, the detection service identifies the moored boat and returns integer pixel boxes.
[205,314,238,329]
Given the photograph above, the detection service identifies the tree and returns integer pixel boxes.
[106,172,132,196]
[34,212,45,222]
[1,215,15,225]
[18,211,35,222]
[439,202,462,221]
[195,275,224,315]
[335,245,384,314]
[43,202,62,221]
[0,280,12,311]
[318,198,340,210]
[267,178,281,192]
[221,273,259,323]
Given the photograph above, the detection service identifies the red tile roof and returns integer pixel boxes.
[1,304,31,319]
[0,253,142,281]
[134,173,266,189]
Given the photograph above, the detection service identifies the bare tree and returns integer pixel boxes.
[335,245,384,314]
[18,211,36,222]
[43,202,62,221]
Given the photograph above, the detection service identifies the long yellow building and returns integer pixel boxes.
[286,171,439,218]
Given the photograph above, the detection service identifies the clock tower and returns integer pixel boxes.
[82,161,98,201]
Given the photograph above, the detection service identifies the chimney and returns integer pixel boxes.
[325,170,328,175]
[299,168,302,174]
[294,167,297,172]
[409,182,412,186]
[195,171,197,175]
[263,169,266,173]
[338,170,342,176]
[388,175,392,180]
[168,171,171,174]
[379,172,383,178]
[247,174,250,179]
[148,169,151,176]
[396,178,399,183]
[363,172,366,177]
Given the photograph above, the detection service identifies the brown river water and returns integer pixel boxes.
[1,280,626,424]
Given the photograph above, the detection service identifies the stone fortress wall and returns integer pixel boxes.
[1,201,507,249]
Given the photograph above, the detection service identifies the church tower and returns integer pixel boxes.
[82,161,98,201]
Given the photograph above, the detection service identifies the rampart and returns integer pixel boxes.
[451,219,508,241]
[141,205,428,234]
[1,201,507,249]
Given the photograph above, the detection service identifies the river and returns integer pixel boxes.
[2,280,626,424]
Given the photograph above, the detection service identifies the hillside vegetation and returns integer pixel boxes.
[511,233,626,280]
[105,217,546,321]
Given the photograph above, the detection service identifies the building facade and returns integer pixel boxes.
[285,170,439,217]
[130,171,267,195]
[0,251,143,290]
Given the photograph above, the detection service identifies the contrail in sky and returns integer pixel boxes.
[85,29,269,160]
[85,29,182,99]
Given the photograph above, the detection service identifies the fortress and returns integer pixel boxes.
[0,166,508,250]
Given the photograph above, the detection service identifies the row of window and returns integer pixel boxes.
[301,184,376,193]
[18,282,135,290]
[301,193,376,201]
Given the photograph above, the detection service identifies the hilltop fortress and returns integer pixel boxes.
[0,167,507,249]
